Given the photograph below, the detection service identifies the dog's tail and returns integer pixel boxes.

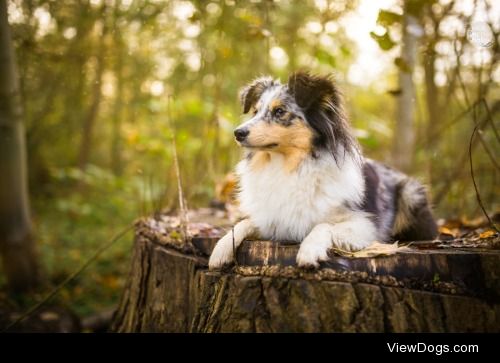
[392,178,438,241]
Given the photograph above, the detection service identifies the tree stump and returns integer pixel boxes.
[111,213,500,332]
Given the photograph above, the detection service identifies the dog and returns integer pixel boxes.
[208,71,438,269]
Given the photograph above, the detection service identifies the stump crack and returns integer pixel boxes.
[135,242,152,331]
[349,284,364,329]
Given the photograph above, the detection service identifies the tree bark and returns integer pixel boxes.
[392,7,418,172]
[0,0,40,292]
[111,11,124,176]
[111,218,500,333]
[424,43,440,137]
[423,9,441,189]
[78,4,107,172]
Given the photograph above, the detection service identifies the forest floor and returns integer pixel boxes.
[0,178,142,331]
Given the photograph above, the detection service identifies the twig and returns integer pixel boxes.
[167,95,189,243]
[417,98,481,149]
[480,98,500,144]
[149,173,155,218]
[433,106,494,205]
[448,38,500,217]
[2,224,134,332]
[138,169,146,217]
[469,122,499,232]
[471,100,500,172]
[476,129,500,172]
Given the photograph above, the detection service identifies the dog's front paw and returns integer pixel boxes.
[208,235,235,270]
[296,242,329,268]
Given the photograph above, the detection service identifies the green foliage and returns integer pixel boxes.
[316,48,336,67]
[370,30,396,51]
[376,10,402,27]
[433,273,440,284]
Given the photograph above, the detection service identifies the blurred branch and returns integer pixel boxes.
[167,95,189,242]
[433,20,500,207]
[443,34,468,109]
[454,38,500,172]
[481,97,500,143]
[434,100,500,205]
[469,115,500,232]
[2,224,134,332]
[417,98,481,149]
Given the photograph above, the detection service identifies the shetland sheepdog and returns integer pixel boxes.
[209,71,437,269]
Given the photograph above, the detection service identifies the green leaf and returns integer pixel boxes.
[315,49,336,66]
[407,0,431,18]
[360,137,379,149]
[394,57,411,72]
[340,45,351,57]
[376,10,402,27]
[370,31,396,51]
[433,273,440,284]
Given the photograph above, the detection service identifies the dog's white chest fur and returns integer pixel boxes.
[236,152,365,241]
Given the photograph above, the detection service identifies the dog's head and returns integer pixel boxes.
[235,71,357,163]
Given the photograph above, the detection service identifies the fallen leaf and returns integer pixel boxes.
[438,226,456,237]
[479,230,496,239]
[461,216,488,229]
[330,242,411,258]
[440,219,462,229]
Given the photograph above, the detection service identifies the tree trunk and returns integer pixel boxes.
[111,16,124,176]
[78,5,107,172]
[424,42,439,188]
[111,216,500,332]
[0,0,40,292]
[392,7,418,172]
[424,42,440,138]
[423,27,440,189]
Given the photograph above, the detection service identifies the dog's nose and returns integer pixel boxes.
[234,128,249,142]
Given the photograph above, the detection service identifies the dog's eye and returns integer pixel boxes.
[274,108,285,117]
[252,108,258,116]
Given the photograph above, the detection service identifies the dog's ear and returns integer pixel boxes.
[287,71,341,111]
[239,76,277,114]
[288,71,357,161]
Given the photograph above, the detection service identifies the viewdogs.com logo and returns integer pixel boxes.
[387,342,479,355]
[467,22,494,48]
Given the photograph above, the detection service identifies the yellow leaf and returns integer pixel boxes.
[438,226,456,236]
[126,130,139,145]
[330,242,411,258]
[479,230,496,239]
